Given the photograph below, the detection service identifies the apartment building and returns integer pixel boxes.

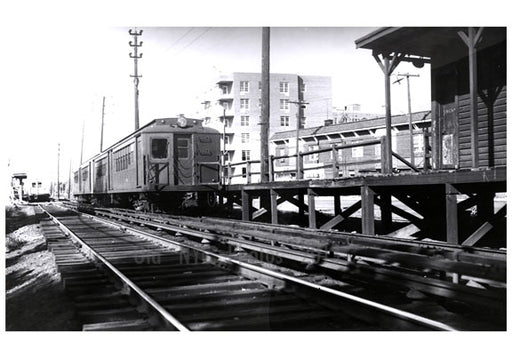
[201,72,332,183]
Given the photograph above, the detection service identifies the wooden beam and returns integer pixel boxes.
[459,27,483,169]
[241,190,251,221]
[270,189,278,224]
[334,195,341,216]
[379,193,392,231]
[461,205,506,246]
[445,183,459,244]
[307,189,317,229]
[361,185,375,235]
[320,200,362,230]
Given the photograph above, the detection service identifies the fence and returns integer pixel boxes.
[222,135,429,184]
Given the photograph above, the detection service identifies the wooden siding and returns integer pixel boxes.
[458,87,507,168]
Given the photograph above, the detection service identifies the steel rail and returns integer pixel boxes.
[39,205,189,331]
[94,208,505,282]
[90,208,506,310]
[83,210,457,331]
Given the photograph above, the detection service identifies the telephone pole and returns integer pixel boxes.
[100,96,106,152]
[289,100,309,179]
[57,143,60,201]
[396,72,419,166]
[260,27,270,183]
[129,28,143,131]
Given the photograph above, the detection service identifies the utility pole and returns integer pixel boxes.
[260,27,270,183]
[68,159,72,200]
[396,72,419,166]
[129,28,143,131]
[100,96,106,152]
[289,100,309,179]
[57,143,60,201]
[80,118,85,165]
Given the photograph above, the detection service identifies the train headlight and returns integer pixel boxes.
[177,117,187,128]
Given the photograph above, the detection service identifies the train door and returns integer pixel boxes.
[437,66,459,169]
[174,134,193,185]
[148,137,170,187]
[136,135,142,187]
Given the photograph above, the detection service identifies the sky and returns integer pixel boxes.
[3,25,433,184]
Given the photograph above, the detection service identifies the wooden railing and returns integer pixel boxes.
[222,135,429,184]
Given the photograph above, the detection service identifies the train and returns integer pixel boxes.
[73,115,222,211]
[27,178,51,202]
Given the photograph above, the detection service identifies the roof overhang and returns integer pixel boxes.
[356,27,506,67]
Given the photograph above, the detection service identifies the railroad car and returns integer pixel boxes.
[73,115,221,210]
[27,178,51,202]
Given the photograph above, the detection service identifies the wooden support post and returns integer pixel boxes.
[270,189,278,224]
[307,188,316,229]
[331,144,339,179]
[361,185,375,235]
[373,52,403,174]
[334,195,341,217]
[380,136,390,174]
[298,190,305,219]
[458,27,483,169]
[297,153,304,179]
[269,156,274,182]
[380,193,392,232]
[241,190,251,222]
[445,183,460,244]
[477,191,495,221]
[246,161,252,184]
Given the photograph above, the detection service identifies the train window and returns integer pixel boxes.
[151,138,168,159]
[177,138,189,159]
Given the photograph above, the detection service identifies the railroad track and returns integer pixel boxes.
[39,204,461,331]
[85,205,505,317]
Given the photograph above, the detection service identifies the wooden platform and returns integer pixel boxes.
[220,167,506,247]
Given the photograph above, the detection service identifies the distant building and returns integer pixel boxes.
[270,110,431,180]
[200,72,332,183]
[332,104,383,124]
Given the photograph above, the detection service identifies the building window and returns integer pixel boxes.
[241,133,250,143]
[279,82,289,94]
[280,99,289,110]
[240,81,249,93]
[151,138,168,159]
[308,145,319,162]
[258,98,261,108]
[280,116,290,126]
[413,134,424,154]
[203,101,210,109]
[221,85,229,95]
[352,146,364,158]
[241,116,249,126]
[240,98,249,110]
[242,150,251,161]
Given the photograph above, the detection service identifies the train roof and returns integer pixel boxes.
[78,116,220,169]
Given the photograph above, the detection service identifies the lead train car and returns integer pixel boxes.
[73,116,221,210]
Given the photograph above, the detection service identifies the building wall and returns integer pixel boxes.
[271,112,431,181]
[431,40,506,170]
[203,72,332,183]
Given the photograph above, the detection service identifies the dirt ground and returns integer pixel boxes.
[5,204,81,330]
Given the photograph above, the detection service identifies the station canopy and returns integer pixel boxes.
[355,27,506,67]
